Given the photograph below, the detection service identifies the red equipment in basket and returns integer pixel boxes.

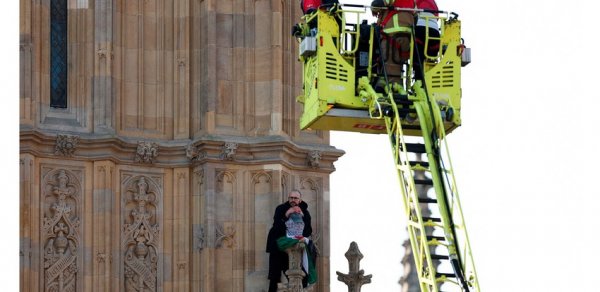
[301,0,321,14]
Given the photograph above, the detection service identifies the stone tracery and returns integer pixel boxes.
[43,169,80,292]
[122,176,160,291]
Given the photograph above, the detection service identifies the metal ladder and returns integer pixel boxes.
[381,82,480,292]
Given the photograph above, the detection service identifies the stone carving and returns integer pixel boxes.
[307,151,321,168]
[186,143,206,161]
[177,262,187,271]
[336,242,372,292]
[186,143,199,160]
[220,142,238,160]
[20,43,31,52]
[277,242,315,292]
[123,177,160,291]
[194,225,205,251]
[97,252,107,263]
[42,169,81,292]
[310,232,322,257]
[96,47,113,60]
[251,171,272,184]
[194,168,204,184]
[97,48,107,59]
[281,172,289,195]
[215,224,236,248]
[134,142,159,164]
[55,134,79,157]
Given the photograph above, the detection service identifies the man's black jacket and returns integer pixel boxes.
[266,201,312,253]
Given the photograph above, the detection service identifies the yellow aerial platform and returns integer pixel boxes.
[296,5,467,136]
[294,4,479,292]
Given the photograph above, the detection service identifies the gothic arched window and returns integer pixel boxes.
[50,0,68,108]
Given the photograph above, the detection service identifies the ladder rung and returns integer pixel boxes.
[430,254,450,260]
[436,272,457,278]
[409,161,430,168]
[414,178,433,185]
[422,216,441,223]
[402,124,421,131]
[418,197,437,203]
[401,143,427,153]
[427,235,446,242]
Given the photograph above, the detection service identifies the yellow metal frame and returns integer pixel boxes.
[294,7,479,291]
[296,8,462,136]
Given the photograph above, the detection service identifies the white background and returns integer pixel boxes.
[330,0,600,291]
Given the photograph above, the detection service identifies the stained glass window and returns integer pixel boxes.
[50,0,67,108]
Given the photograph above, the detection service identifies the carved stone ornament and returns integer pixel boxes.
[122,177,160,291]
[194,225,205,251]
[336,242,372,292]
[20,42,31,52]
[177,262,187,271]
[96,47,113,60]
[42,169,81,292]
[282,243,307,292]
[310,231,322,257]
[186,143,206,161]
[134,141,159,164]
[97,252,107,263]
[220,142,238,161]
[55,134,80,157]
[194,168,205,185]
[215,224,236,248]
[307,150,321,168]
[186,143,199,160]
[97,48,107,59]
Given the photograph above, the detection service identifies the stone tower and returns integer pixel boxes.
[19,0,343,291]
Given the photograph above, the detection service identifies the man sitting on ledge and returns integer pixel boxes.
[266,190,317,292]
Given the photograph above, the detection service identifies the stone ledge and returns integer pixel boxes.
[20,130,345,172]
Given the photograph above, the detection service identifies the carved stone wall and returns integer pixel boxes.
[20,0,344,291]
[121,175,162,291]
[42,168,83,292]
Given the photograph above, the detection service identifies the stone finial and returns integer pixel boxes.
[134,141,159,164]
[55,134,79,156]
[336,242,372,292]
